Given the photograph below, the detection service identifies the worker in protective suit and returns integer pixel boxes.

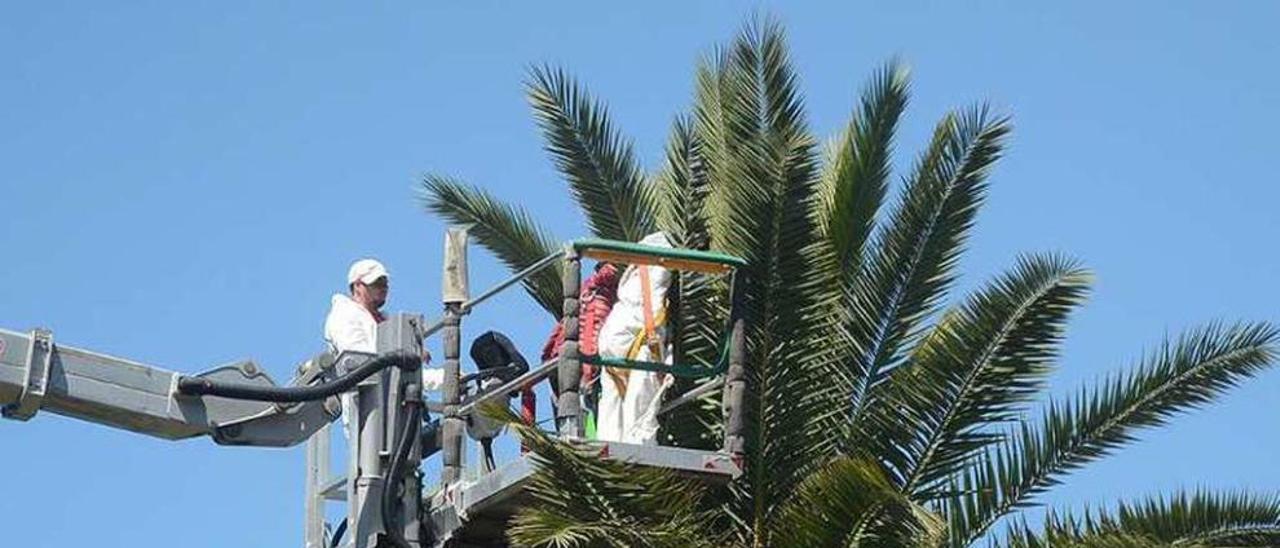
[325,258,443,434]
[595,233,675,444]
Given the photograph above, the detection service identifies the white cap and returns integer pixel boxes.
[347,259,389,285]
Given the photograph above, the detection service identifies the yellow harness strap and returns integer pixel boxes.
[639,267,663,363]
[606,266,669,397]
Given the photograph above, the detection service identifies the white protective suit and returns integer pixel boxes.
[324,294,380,355]
[324,294,443,435]
[595,233,675,445]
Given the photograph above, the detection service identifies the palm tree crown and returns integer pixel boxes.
[420,18,1280,548]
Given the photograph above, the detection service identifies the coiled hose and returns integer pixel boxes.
[176,353,419,402]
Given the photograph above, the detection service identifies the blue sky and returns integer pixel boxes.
[2,2,1278,546]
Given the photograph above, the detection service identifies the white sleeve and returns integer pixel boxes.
[421,368,444,391]
[325,304,376,354]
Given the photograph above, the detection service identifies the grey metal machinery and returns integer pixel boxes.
[1,227,749,547]
[0,313,429,548]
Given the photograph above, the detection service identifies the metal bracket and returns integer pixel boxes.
[2,328,54,421]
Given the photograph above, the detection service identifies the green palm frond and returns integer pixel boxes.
[485,404,718,548]
[943,322,1280,546]
[659,273,727,453]
[659,267,728,451]
[1003,527,1164,548]
[847,106,1011,422]
[417,174,563,316]
[1000,491,1280,547]
[527,65,657,243]
[654,114,725,449]
[818,60,909,275]
[656,114,711,251]
[861,254,1091,494]
[774,455,946,548]
[691,19,849,543]
[809,61,910,404]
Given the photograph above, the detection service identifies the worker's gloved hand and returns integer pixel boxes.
[420,348,443,392]
[422,368,444,392]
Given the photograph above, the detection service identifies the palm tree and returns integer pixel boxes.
[419,19,1280,548]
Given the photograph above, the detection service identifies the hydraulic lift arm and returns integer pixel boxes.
[0,326,363,447]
[1,315,433,548]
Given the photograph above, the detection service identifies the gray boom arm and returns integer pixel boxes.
[0,326,347,447]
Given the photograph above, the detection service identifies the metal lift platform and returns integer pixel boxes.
[2,230,749,548]
[429,442,743,546]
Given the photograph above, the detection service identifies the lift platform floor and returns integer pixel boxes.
[427,442,742,547]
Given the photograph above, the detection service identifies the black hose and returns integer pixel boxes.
[176,353,419,403]
[458,364,525,386]
[328,518,347,548]
[382,403,410,538]
[381,398,422,548]
[481,437,497,471]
